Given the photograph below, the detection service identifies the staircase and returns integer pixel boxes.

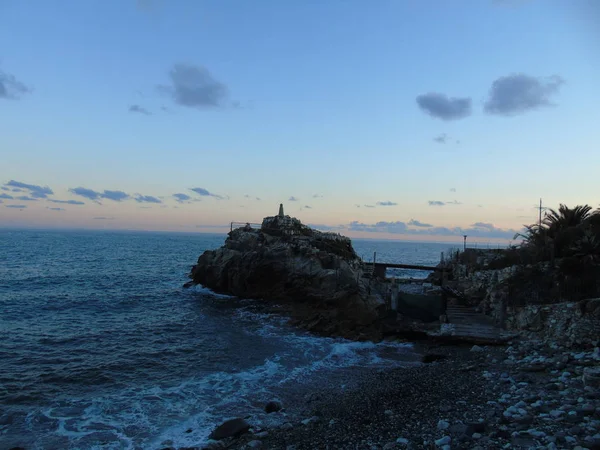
[439,305,517,344]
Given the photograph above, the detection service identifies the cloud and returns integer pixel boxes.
[312,194,323,198]
[355,204,361,208]
[69,187,130,202]
[15,195,38,201]
[433,133,448,143]
[48,199,85,205]
[376,201,397,206]
[129,104,152,115]
[190,187,224,199]
[416,93,472,121]
[70,187,101,201]
[408,219,433,228]
[11,188,23,192]
[173,193,192,203]
[364,204,375,208]
[5,204,26,209]
[450,188,456,192]
[288,196,299,202]
[47,207,65,211]
[348,220,516,239]
[472,222,495,230]
[93,216,115,220]
[5,180,53,198]
[428,201,445,206]
[0,69,32,100]
[349,220,408,234]
[134,195,162,203]
[304,205,312,209]
[0,193,13,199]
[484,74,564,116]
[101,190,130,201]
[0,187,8,191]
[159,64,229,109]
[447,200,462,205]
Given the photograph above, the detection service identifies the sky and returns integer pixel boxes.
[1,0,599,243]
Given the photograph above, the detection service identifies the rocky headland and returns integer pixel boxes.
[186,206,437,341]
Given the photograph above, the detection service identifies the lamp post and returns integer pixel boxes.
[463,235,467,251]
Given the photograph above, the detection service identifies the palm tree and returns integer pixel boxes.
[543,204,593,237]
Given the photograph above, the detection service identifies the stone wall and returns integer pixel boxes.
[504,298,600,348]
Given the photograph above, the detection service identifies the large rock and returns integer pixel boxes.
[187,213,387,339]
[208,418,250,440]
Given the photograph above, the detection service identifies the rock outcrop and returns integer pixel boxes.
[437,249,600,348]
[187,209,388,340]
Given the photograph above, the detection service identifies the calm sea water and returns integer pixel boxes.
[0,230,454,449]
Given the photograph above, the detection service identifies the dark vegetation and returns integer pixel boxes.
[454,205,600,305]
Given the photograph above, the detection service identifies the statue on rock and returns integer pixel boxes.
[278,203,284,218]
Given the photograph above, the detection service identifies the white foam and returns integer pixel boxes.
[36,303,418,449]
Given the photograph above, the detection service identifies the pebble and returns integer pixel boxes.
[435,436,451,446]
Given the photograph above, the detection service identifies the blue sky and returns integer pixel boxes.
[1,0,599,242]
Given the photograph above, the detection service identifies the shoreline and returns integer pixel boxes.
[200,340,600,450]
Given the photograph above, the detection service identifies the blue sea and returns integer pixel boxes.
[0,230,455,449]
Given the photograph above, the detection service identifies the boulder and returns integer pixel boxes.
[208,418,250,440]
[265,400,283,414]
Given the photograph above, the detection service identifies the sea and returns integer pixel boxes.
[0,229,458,450]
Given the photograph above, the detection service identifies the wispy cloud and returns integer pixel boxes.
[484,74,564,116]
[433,133,448,143]
[0,187,8,191]
[428,200,445,206]
[173,193,192,203]
[5,180,53,198]
[15,195,38,201]
[69,187,130,202]
[46,207,65,211]
[376,201,397,206]
[48,199,85,205]
[450,188,456,192]
[349,220,516,239]
[304,205,312,209]
[312,194,323,198]
[408,219,433,228]
[349,220,408,234]
[364,204,375,208]
[288,196,299,202]
[102,190,130,201]
[134,195,162,204]
[416,92,472,121]
[190,187,224,199]
[129,104,152,115]
[93,216,115,220]
[0,193,13,199]
[0,69,32,100]
[69,187,102,201]
[5,204,27,209]
[159,64,230,109]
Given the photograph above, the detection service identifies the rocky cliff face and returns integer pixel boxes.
[187,213,388,340]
